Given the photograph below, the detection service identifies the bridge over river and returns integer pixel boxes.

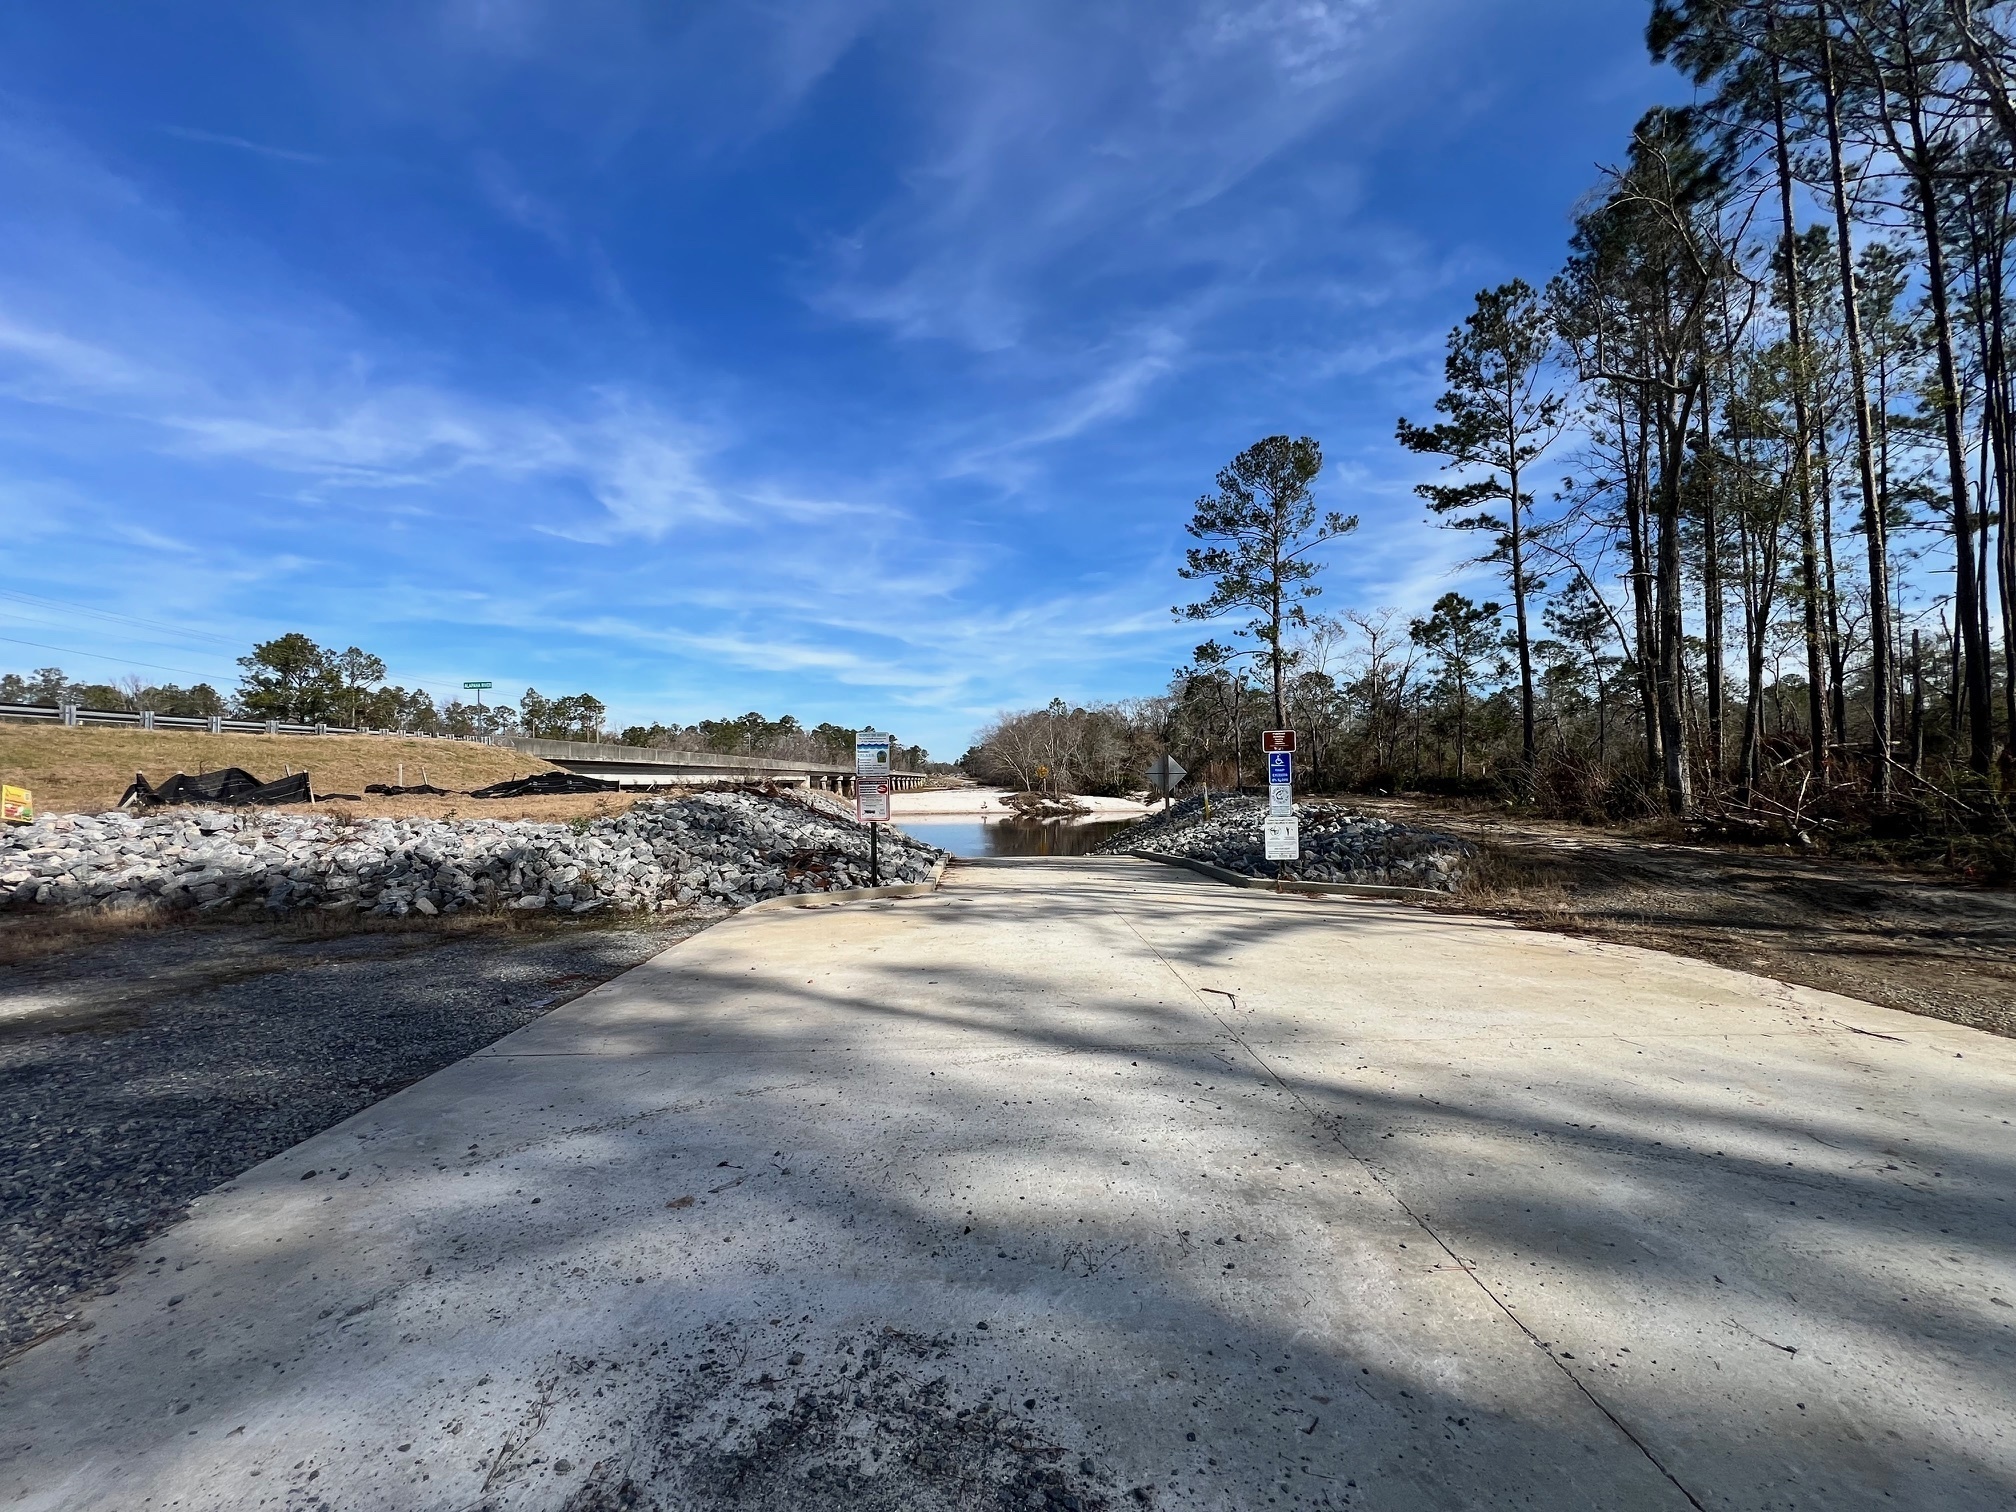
[504,735,926,793]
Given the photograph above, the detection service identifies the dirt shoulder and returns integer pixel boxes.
[1348,795,2016,1041]
[0,907,718,1356]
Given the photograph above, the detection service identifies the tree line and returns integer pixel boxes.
[615,713,933,769]
[969,1,2016,853]
[4,633,929,764]
[0,636,597,739]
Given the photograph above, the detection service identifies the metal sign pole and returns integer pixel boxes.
[856,729,894,885]
[1142,755,1187,815]
[1262,730,1298,882]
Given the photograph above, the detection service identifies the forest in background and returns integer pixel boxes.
[2,635,933,769]
[967,0,2016,871]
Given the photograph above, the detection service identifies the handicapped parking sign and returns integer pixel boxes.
[1264,729,1295,820]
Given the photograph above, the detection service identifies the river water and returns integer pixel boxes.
[895,819,1139,858]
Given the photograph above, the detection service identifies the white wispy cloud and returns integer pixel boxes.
[472,153,570,246]
[941,323,1192,485]
[0,316,145,394]
[808,0,1400,351]
[157,125,330,166]
[0,0,1628,757]
[0,297,795,543]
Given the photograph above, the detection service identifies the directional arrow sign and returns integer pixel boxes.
[1144,755,1187,793]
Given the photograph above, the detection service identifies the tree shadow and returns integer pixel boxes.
[6,864,2011,1510]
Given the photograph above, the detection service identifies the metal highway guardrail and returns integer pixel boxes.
[1,703,927,792]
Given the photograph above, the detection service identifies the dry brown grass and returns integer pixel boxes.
[0,725,565,815]
[0,900,182,967]
[299,791,658,824]
[1450,841,1578,918]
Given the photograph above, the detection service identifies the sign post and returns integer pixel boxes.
[1262,730,1295,815]
[463,680,493,724]
[856,731,894,886]
[1261,730,1297,881]
[1143,754,1186,813]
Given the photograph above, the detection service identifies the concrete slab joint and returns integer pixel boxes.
[4,857,2010,1511]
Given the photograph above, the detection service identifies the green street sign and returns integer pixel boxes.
[463,681,493,690]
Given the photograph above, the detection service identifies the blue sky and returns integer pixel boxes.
[0,1,1674,758]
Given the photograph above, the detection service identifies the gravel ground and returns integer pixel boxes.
[0,910,718,1355]
[3,788,944,917]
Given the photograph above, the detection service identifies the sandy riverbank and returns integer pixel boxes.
[890,786,1151,821]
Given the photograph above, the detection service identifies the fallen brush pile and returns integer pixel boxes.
[1,790,945,916]
[1104,792,1472,891]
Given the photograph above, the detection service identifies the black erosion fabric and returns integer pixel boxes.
[120,770,318,808]
[116,769,608,806]
[467,771,620,798]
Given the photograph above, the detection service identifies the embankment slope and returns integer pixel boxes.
[0,725,562,813]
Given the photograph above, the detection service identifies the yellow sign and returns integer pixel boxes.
[1,785,31,825]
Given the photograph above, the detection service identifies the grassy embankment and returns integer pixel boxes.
[0,725,611,819]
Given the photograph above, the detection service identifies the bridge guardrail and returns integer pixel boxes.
[1,702,360,736]
[0,704,928,784]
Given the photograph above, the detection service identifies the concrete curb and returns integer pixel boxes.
[740,855,950,913]
[1127,849,1449,902]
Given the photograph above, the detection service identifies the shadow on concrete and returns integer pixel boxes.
[7,861,2011,1510]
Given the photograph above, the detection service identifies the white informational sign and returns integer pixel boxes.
[857,780,892,824]
[1263,816,1300,861]
[1269,783,1293,818]
[855,730,893,776]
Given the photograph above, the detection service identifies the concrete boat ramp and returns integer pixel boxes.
[4,858,2011,1510]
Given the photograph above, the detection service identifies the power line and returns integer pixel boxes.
[0,634,237,682]
[0,614,252,674]
[0,588,246,649]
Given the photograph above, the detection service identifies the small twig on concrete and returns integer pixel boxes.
[1727,1319,1798,1355]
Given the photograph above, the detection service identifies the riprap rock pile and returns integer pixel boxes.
[1102,793,1471,892]
[0,791,944,916]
